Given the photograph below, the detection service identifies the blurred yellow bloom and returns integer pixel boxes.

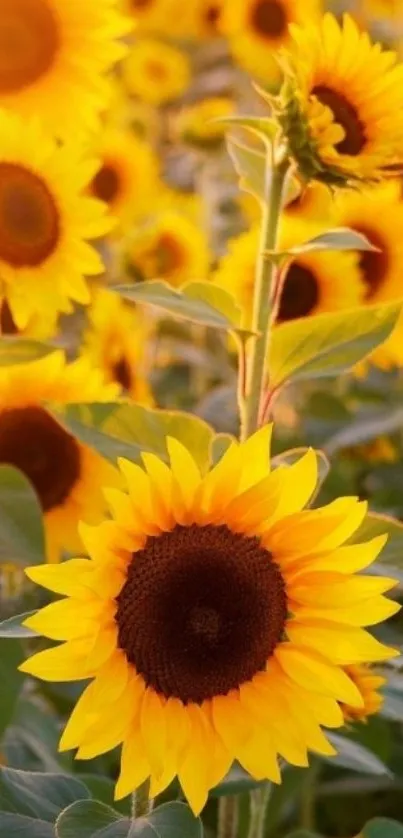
[0,0,131,139]
[0,352,119,563]
[126,211,210,287]
[0,298,58,340]
[122,0,195,37]
[0,111,111,331]
[174,97,234,149]
[22,427,398,812]
[89,127,160,229]
[82,288,154,403]
[122,40,191,106]
[279,13,403,184]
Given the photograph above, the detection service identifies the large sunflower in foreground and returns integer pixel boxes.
[21,427,398,812]
[125,212,211,287]
[82,287,154,402]
[214,222,363,328]
[0,352,119,563]
[0,0,131,138]
[280,13,403,184]
[335,182,403,368]
[90,128,160,229]
[222,0,321,86]
[0,112,112,330]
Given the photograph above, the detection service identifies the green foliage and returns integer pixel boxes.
[0,612,38,639]
[270,302,401,388]
[0,467,45,566]
[362,819,403,837]
[325,734,390,777]
[227,136,299,204]
[271,228,377,259]
[55,800,203,838]
[0,641,24,739]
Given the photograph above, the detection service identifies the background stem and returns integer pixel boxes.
[218,795,239,838]
[248,784,272,838]
[242,153,290,439]
[131,779,152,820]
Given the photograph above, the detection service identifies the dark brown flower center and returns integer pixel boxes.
[277,262,319,321]
[0,163,60,268]
[116,523,287,704]
[251,0,288,38]
[205,4,221,30]
[0,300,18,334]
[0,406,81,511]
[355,226,389,300]
[311,85,366,156]
[0,0,60,93]
[157,233,185,276]
[112,356,132,391]
[92,164,121,205]
[130,0,153,8]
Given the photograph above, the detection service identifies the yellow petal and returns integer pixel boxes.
[25,560,93,598]
[287,619,399,664]
[238,425,273,492]
[239,679,309,767]
[295,596,401,627]
[212,692,252,752]
[177,704,211,815]
[290,573,397,608]
[166,437,201,508]
[115,728,151,801]
[270,449,318,519]
[140,688,167,775]
[286,536,388,576]
[24,597,111,642]
[20,640,95,681]
[275,645,364,707]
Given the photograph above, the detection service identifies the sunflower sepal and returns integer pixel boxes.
[214,115,279,147]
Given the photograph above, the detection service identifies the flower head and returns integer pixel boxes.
[0,352,119,562]
[125,211,210,286]
[122,40,191,106]
[278,14,403,185]
[21,428,398,812]
[341,665,386,723]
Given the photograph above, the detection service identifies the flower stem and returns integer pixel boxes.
[247,784,272,838]
[242,153,290,439]
[218,795,239,838]
[131,779,152,820]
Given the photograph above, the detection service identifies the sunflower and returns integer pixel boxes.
[122,40,191,107]
[184,0,225,40]
[0,0,131,139]
[284,181,335,224]
[21,427,398,812]
[340,665,385,723]
[82,287,154,403]
[335,181,403,367]
[214,221,363,328]
[174,97,235,149]
[122,0,196,37]
[222,0,321,86]
[0,297,58,339]
[90,128,160,229]
[0,111,111,330]
[0,351,119,563]
[125,211,211,287]
[280,14,403,185]
[361,0,402,19]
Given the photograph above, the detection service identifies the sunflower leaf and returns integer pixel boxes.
[0,466,45,566]
[55,801,202,838]
[0,813,54,836]
[362,818,403,837]
[325,733,391,776]
[0,612,38,639]
[59,403,215,473]
[0,339,54,367]
[270,227,377,257]
[214,115,278,144]
[227,136,299,204]
[0,641,24,739]
[113,280,253,337]
[269,302,402,388]
[0,767,90,821]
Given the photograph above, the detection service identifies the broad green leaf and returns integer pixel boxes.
[55,800,130,838]
[113,280,249,335]
[325,733,390,776]
[210,763,263,797]
[362,818,403,837]
[0,612,38,639]
[215,115,278,143]
[0,641,24,738]
[273,228,376,257]
[4,698,72,774]
[132,802,203,838]
[61,403,214,473]
[0,338,53,366]
[271,447,329,489]
[0,467,45,566]
[324,406,403,455]
[269,302,401,388]
[349,512,403,567]
[0,813,54,837]
[227,136,298,204]
[0,767,90,821]
[381,689,403,722]
[77,777,130,816]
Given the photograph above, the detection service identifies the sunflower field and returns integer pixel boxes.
[4,1,403,837]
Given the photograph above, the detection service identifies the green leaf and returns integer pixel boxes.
[77,777,130,816]
[215,115,278,143]
[4,697,72,774]
[325,733,391,776]
[362,818,403,837]
[113,280,249,335]
[0,466,45,566]
[60,403,214,473]
[0,766,90,821]
[0,612,38,639]
[0,641,24,738]
[0,338,53,366]
[269,302,401,388]
[273,228,377,257]
[324,405,403,455]
[349,512,403,567]
[0,813,54,836]
[227,136,298,204]
[133,802,203,838]
[55,800,130,838]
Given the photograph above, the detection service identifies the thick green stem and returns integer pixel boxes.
[218,795,239,838]
[248,784,272,838]
[131,779,152,820]
[242,154,290,439]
